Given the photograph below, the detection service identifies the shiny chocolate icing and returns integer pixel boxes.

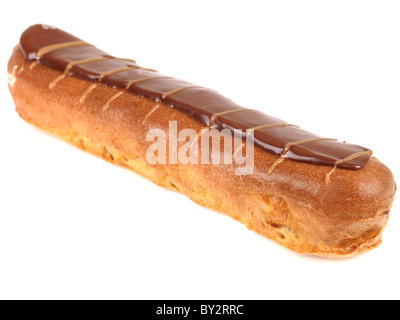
[19,24,372,170]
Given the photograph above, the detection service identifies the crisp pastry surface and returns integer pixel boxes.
[8,44,396,257]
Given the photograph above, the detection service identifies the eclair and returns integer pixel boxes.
[8,24,396,257]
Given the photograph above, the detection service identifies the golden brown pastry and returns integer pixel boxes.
[7,24,396,257]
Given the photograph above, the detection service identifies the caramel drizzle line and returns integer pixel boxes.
[268,137,337,175]
[142,104,161,124]
[189,130,208,150]
[18,65,25,75]
[102,76,172,111]
[140,67,159,73]
[79,67,138,103]
[209,109,252,126]
[18,65,25,74]
[247,123,299,134]
[49,57,113,89]
[162,86,202,100]
[12,64,20,75]
[8,65,20,87]
[233,141,246,158]
[102,91,126,111]
[36,41,92,58]
[126,76,171,87]
[121,58,136,63]
[29,61,38,70]
[325,150,373,184]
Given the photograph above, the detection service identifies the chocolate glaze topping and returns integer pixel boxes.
[19,24,372,170]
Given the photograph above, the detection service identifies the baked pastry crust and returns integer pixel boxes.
[8,44,396,257]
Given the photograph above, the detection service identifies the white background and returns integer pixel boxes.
[0,0,399,300]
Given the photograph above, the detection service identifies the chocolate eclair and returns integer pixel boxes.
[8,24,396,257]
